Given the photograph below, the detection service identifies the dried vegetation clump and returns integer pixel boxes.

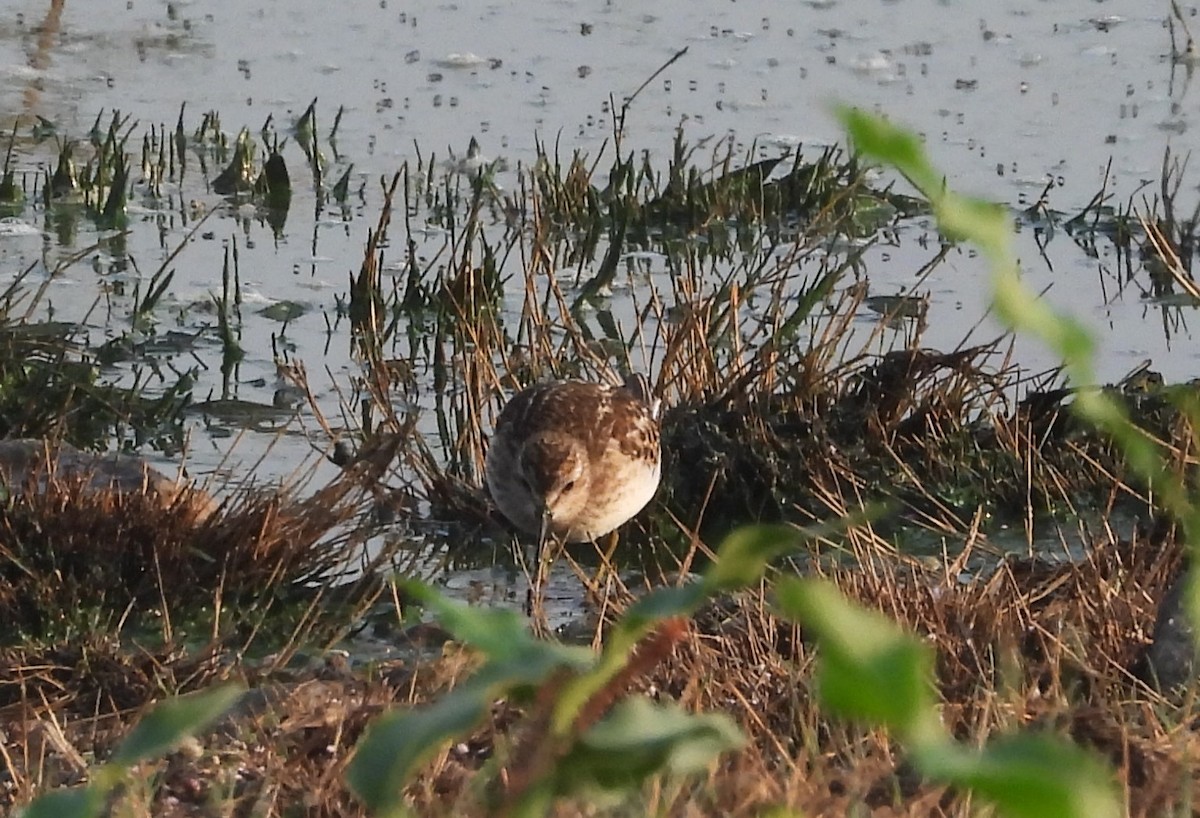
[0,433,399,640]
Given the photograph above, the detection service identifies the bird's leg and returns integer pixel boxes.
[522,533,542,618]
[525,514,553,634]
[600,529,620,565]
[585,529,621,609]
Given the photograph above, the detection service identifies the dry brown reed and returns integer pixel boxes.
[0,428,401,643]
[1,523,1191,816]
[326,135,1200,567]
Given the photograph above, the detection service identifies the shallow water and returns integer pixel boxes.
[1,1,1197,617]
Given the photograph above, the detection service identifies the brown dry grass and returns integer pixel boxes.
[2,520,1196,816]
[0,431,403,643]
[340,141,1195,558]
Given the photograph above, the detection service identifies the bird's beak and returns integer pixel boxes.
[537,502,552,547]
[527,502,554,622]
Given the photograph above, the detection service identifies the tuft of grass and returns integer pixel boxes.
[0,431,400,643]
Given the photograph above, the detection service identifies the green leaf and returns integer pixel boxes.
[18,787,105,818]
[935,193,1008,246]
[109,684,243,767]
[404,583,595,691]
[405,583,592,671]
[703,524,800,592]
[550,698,744,795]
[837,107,928,186]
[347,685,491,811]
[404,581,533,657]
[473,647,596,699]
[615,583,707,633]
[1185,568,1200,648]
[774,578,942,746]
[918,733,1121,818]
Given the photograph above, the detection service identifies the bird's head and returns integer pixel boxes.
[517,430,589,534]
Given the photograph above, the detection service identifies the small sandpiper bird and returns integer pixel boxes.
[485,374,662,547]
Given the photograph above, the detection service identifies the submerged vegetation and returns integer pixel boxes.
[1,59,1200,816]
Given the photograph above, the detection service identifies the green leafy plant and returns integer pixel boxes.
[776,578,1120,818]
[838,106,1200,546]
[784,105,1143,818]
[839,104,1200,631]
[347,524,804,816]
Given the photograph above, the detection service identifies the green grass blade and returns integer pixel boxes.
[109,684,243,767]
[18,787,105,818]
[347,688,491,811]
[918,734,1121,818]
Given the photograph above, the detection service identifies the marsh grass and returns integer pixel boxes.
[1,522,1192,816]
[331,122,1198,559]
[0,430,400,643]
[0,316,190,451]
[3,93,1200,816]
